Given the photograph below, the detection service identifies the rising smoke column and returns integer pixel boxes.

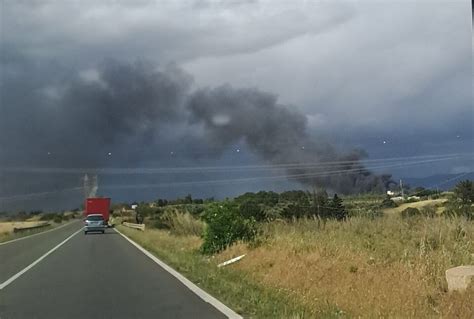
[187,85,392,193]
[83,174,98,198]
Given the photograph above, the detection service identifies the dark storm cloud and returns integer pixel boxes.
[0,1,354,64]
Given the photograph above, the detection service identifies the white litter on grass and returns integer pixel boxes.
[217,254,246,268]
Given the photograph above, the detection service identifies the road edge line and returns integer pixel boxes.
[114,228,243,319]
[0,227,83,290]
[0,220,79,246]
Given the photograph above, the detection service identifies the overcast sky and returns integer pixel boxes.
[0,0,472,211]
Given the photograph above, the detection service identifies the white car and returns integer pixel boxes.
[84,214,106,234]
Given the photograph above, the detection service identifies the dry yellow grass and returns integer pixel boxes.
[0,221,46,235]
[384,198,447,215]
[119,212,473,317]
[217,216,474,318]
[119,226,202,253]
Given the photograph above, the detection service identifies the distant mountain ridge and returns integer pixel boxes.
[401,172,474,190]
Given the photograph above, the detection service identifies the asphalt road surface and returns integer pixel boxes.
[0,221,231,319]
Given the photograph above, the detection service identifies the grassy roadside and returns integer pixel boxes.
[116,225,342,318]
[217,216,474,318]
[118,213,474,318]
[0,220,74,243]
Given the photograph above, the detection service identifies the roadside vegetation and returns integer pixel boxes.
[117,180,473,317]
[0,210,79,243]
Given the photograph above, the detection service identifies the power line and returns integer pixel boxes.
[99,157,460,189]
[0,155,470,202]
[1,153,470,175]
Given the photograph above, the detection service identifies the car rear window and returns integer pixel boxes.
[86,215,104,221]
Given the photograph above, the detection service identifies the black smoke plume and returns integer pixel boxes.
[188,85,392,193]
[0,56,391,210]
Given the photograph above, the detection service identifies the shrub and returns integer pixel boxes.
[40,213,58,221]
[16,211,29,221]
[380,196,397,208]
[201,202,258,254]
[401,207,421,218]
[359,209,384,219]
[239,200,266,221]
[262,203,287,220]
[235,191,279,206]
[420,205,436,217]
[136,204,157,217]
[328,194,347,220]
[160,211,204,236]
[185,204,205,217]
[53,214,63,223]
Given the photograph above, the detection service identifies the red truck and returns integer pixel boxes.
[84,197,111,225]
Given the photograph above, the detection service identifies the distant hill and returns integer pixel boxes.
[401,172,474,190]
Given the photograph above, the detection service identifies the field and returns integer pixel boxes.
[383,198,448,215]
[217,216,473,317]
[0,221,47,235]
[0,212,76,243]
[118,196,474,318]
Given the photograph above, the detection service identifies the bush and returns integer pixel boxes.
[201,202,258,254]
[53,214,63,223]
[235,191,279,206]
[380,196,397,208]
[159,211,204,236]
[401,207,421,218]
[136,204,157,217]
[40,213,58,221]
[358,209,384,219]
[239,201,266,221]
[420,205,436,217]
[185,204,205,217]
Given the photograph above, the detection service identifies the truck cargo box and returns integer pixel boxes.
[84,197,111,223]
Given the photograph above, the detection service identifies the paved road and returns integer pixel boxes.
[0,221,82,284]
[0,222,230,319]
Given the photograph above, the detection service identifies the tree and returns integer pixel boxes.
[156,198,169,207]
[451,180,474,218]
[239,200,265,221]
[184,194,193,204]
[329,194,347,220]
[380,195,397,208]
[312,189,329,218]
[453,180,474,205]
[193,198,204,204]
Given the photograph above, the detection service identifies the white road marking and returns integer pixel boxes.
[0,220,79,246]
[114,228,243,319]
[0,227,83,290]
